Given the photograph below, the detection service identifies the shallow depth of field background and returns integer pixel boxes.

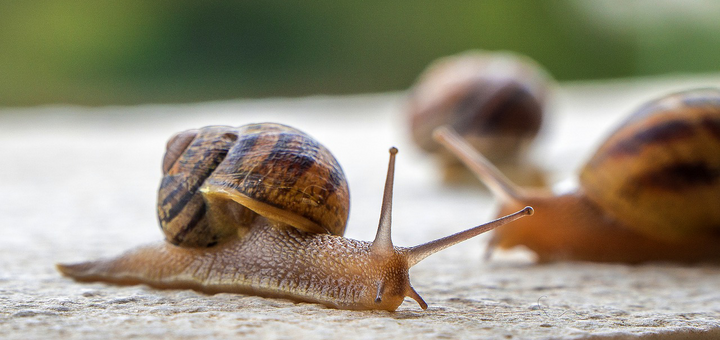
[2,0,720,106]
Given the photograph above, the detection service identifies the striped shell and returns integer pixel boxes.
[157,123,350,247]
[407,50,552,161]
[580,88,720,240]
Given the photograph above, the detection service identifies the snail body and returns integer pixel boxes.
[59,216,413,310]
[407,50,553,186]
[58,123,532,311]
[435,89,720,263]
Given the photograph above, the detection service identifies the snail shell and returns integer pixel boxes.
[581,88,720,240]
[157,123,350,247]
[407,50,553,186]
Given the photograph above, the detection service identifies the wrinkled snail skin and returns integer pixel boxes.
[58,217,413,311]
[435,88,720,264]
[407,50,553,186]
[58,122,533,311]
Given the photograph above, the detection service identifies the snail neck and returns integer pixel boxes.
[490,190,580,255]
[253,217,418,311]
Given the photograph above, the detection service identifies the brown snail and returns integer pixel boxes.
[406,50,553,186]
[57,122,533,311]
[434,88,720,263]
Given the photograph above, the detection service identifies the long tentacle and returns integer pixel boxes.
[404,206,533,267]
[433,125,525,205]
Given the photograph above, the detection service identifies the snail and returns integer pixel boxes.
[57,122,533,311]
[434,88,720,263]
[406,50,553,186]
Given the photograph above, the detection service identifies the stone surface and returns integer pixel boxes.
[2,75,720,339]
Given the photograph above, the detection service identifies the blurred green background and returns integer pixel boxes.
[2,0,719,106]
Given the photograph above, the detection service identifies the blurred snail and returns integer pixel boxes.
[57,122,533,311]
[406,50,554,186]
[434,88,720,263]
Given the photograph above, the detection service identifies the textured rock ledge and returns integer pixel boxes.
[2,75,720,339]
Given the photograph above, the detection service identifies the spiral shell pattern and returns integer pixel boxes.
[157,123,350,247]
